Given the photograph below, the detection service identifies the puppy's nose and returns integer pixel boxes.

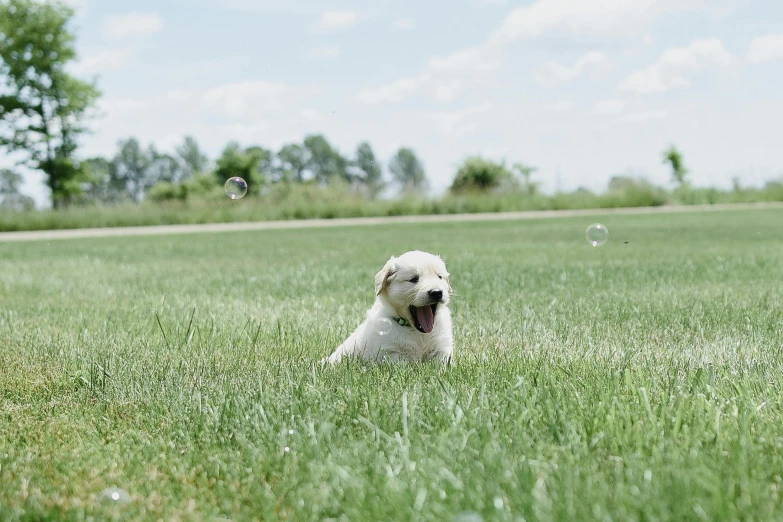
[428,289,443,301]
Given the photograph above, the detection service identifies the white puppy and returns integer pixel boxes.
[323,250,454,366]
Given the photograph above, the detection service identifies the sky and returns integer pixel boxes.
[11,0,783,206]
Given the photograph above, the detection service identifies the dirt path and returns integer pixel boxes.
[1,202,781,243]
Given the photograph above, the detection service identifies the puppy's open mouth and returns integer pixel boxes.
[410,303,438,334]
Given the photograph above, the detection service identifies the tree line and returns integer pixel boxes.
[74,135,429,205]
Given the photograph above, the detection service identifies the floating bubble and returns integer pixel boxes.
[586,223,609,247]
[378,317,393,336]
[284,446,290,453]
[288,429,295,435]
[224,177,248,199]
[97,487,131,505]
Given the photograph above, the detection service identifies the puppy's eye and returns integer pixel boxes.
[409,276,419,284]
[438,275,444,280]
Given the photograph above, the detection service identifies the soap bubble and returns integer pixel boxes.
[378,317,392,336]
[225,177,248,199]
[97,487,131,505]
[586,223,609,247]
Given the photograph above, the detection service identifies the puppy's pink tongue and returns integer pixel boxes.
[416,306,435,333]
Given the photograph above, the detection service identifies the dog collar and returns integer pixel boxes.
[392,316,412,328]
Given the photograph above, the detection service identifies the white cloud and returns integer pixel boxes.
[355,0,704,107]
[393,18,415,31]
[746,33,783,64]
[534,51,612,87]
[104,12,163,39]
[619,38,734,95]
[190,0,322,15]
[488,0,699,45]
[308,46,341,59]
[357,76,422,105]
[428,46,502,75]
[617,110,668,122]
[543,100,574,112]
[591,99,626,115]
[317,10,358,30]
[101,81,319,124]
[71,48,134,75]
[356,44,502,106]
[82,80,322,164]
[418,103,493,139]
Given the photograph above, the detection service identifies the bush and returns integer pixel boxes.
[606,176,668,207]
[148,181,181,202]
[450,156,517,194]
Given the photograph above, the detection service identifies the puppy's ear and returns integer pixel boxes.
[374,257,398,295]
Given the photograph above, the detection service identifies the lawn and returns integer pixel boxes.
[1,207,782,521]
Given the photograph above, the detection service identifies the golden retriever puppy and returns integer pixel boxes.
[323,250,454,365]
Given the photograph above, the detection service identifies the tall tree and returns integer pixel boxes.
[81,156,127,204]
[147,146,182,184]
[0,168,33,210]
[276,143,309,183]
[389,147,427,194]
[245,145,273,185]
[511,162,539,195]
[214,141,264,194]
[175,135,209,180]
[0,168,22,197]
[662,145,688,186]
[303,134,348,185]
[110,137,167,203]
[352,141,384,198]
[0,0,100,208]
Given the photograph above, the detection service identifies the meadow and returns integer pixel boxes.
[1,207,783,521]
[2,181,783,233]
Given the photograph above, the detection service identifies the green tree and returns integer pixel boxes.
[245,145,273,185]
[214,141,264,194]
[512,162,539,195]
[81,156,127,204]
[0,168,34,210]
[0,168,22,196]
[147,146,182,184]
[303,134,348,185]
[111,138,151,203]
[175,136,209,180]
[662,145,688,186]
[0,0,100,208]
[389,147,427,194]
[276,143,309,183]
[450,156,514,193]
[352,141,384,198]
[110,138,179,203]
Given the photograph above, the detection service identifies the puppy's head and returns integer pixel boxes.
[374,250,452,334]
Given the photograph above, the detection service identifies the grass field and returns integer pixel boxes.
[2,181,783,233]
[1,207,783,521]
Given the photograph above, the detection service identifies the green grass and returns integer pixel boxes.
[3,181,783,233]
[1,208,783,521]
